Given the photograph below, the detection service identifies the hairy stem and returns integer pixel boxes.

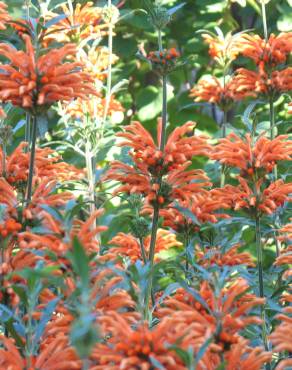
[138,237,147,264]
[85,141,96,221]
[220,110,227,187]
[144,205,159,321]
[269,96,277,180]
[25,115,37,204]
[25,112,31,153]
[255,214,271,363]
[1,143,6,177]
[261,1,268,41]
[102,0,113,125]
[160,74,167,151]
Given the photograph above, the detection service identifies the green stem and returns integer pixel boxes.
[2,143,6,177]
[158,29,163,52]
[102,0,113,125]
[269,96,277,180]
[25,112,31,153]
[144,205,159,321]
[25,115,37,204]
[85,141,96,219]
[160,74,167,151]
[220,110,227,187]
[138,237,147,264]
[261,1,268,41]
[255,214,271,362]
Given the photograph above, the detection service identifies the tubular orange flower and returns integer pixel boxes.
[158,191,230,232]
[235,32,292,65]
[211,177,292,215]
[43,2,109,45]
[229,67,292,100]
[270,306,292,370]
[65,94,124,120]
[195,244,255,268]
[202,32,239,63]
[0,334,81,370]
[0,34,96,109]
[0,2,10,30]
[211,132,292,175]
[190,76,236,107]
[109,229,182,262]
[91,310,211,369]
[117,120,211,173]
[0,142,83,185]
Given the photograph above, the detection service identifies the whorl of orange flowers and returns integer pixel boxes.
[158,191,230,232]
[212,177,292,215]
[230,67,292,99]
[235,32,292,66]
[0,34,96,109]
[117,120,211,173]
[0,2,10,30]
[190,76,237,107]
[92,310,210,369]
[0,334,80,370]
[212,132,292,175]
[43,2,108,45]
[109,229,182,262]
[0,142,83,184]
[270,306,292,370]
[202,32,239,62]
[195,244,255,268]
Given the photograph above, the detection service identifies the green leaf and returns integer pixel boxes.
[44,14,67,29]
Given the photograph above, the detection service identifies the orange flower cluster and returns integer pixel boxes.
[0,217,21,239]
[270,307,292,370]
[190,76,237,108]
[159,190,230,232]
[202,32,239,62]
[43,2,108,45]
[235,32,292,66]
[212,177,292,215]
[212,132,292,175]
[106,120,211,207]
[0,142,83,185]
[0,1,10,30]
[195,244,255,268]
[108,229,182,262]
[155,278,271,368]
[0,34,96,109]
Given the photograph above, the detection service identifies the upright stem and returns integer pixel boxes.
[85,141,96,222]
[269,96,277,180]
[144,205,159,321]
[138,237,147,264]
[158,29,163,52]
[1,143,6,177]
[25,115,37,204]
[160,75,167,151]
[102,0,113,125]
[220,110,227,187]
[261,1,268,41]
[25,112,31,153]
[255,214,271,363]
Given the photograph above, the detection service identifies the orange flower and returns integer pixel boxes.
[109,229,182,262]
[235,32,292,66]
[229,67,292,100]
[211,132,292,175]
[190,76,238,107]
[156,279,267,369]
[159,191,230,232]
[270,306,292,370]
[91,310,209,369]
[0,2,10,30]
[65,94,124,120]
[43,2,108,45]
[117,120,211,173]
[195,244,255,268]
[202,32,239,63]
[211,178,292,215]
[0,34,96,109]
[0,334,81,370]
[0,142,83,185]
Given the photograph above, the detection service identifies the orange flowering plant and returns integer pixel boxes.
[0,0,291,369]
